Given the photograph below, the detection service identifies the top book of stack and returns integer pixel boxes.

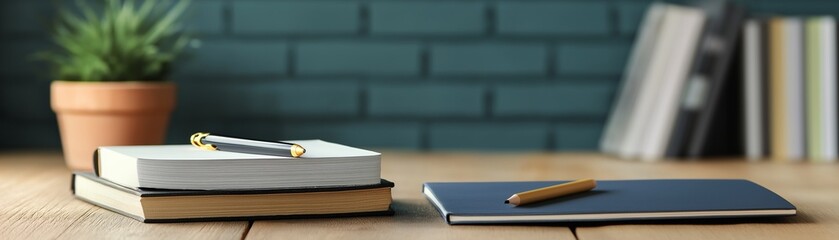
[94,139,381,190]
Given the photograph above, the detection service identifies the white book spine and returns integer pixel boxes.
[743,20,764,161]
[784,18,806,161]
[619,6,681,159]
[638,6,706,161]
[601,4,666,155]
[820,17,838,162]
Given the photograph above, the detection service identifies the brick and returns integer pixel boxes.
[555,122,604,150]
[558,43,630,76]
[206,121,285,141]
[175,83,254,118]
[0,120,60,149]
[494,82,617,117]
[271,82,360,117]
[745,0,839,15]
[184,0,225,34]
[617,1,653,35]
[175,40,287,76]
[281,122,422,149]
[177,81,359,118]
[370,2,484,35]
[0,2,47,34]
[0,41,49,76]
[0,83,53,120]
[232,1,358,34]
[174,83,233,117]
[368,83,484,118]
[297,41,420,76]
[497,2,610,35]
[430,43,546,76]
[429,123,549,150]
[168,119,290,143]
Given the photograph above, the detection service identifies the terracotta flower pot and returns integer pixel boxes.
[51,81,176,171]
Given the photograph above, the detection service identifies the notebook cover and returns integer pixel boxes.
[423,179,795,224]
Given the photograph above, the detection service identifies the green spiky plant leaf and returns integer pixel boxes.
[37,0,190,82]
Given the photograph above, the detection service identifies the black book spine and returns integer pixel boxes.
[760,19,772,157]
[684,1,746,158]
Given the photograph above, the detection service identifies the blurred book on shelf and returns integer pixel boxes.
[602,0,744,161]
[601,0,838,163]
[756,16,838,162]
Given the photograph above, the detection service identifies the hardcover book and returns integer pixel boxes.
[72,173,394,223]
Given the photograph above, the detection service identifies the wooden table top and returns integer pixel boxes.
[1,151,837,240]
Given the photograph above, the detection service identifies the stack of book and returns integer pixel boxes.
[72,139,394,222]
[601,1,745,161]
[743,17,838,162]
[602,0,839,163]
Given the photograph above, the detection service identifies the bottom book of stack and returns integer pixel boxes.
[72,173,394,223]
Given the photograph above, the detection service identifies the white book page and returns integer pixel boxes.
[101,139,380,161]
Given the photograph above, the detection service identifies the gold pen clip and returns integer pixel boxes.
[190,132,217,150]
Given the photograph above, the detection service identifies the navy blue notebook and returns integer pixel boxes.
[423,179,796,224]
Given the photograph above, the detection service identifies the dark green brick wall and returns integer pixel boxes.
[0,0,831,150]
[369,83,486,118]
[178,40,290,76]
[431,43,547,76]
[297,41,421,76]
[370,2,485,35]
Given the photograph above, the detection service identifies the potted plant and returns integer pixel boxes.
[38,0,190,171]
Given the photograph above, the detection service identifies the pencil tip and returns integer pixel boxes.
[504,200,509,204]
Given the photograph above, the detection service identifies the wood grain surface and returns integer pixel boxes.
[1,151,836,240]
[0,152,248,240]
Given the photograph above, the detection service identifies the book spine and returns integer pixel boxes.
[819,17,838,162]
[620,5,680,159]
[744,19,764,160]
[768,18,789,161]
[760,20,772,159]
[601,4,666,156]
[638,6,706,161]
[805,18,821,160]
[784,18,806,162]
[93,149,101,176]
[682,2,745,158]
